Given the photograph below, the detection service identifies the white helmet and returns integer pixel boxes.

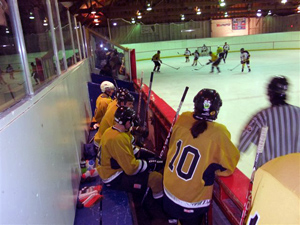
[100,81,115,92]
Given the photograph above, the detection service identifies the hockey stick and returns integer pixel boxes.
[228,63,240,71]
[161,62,180,70]
[159,86,189,159]
[143,72,154,128]
[193,64,207,71]
[239,126,268,225]
[137,72,144,118]
[141,86,189,205]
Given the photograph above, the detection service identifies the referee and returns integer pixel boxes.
[238,76,300,168]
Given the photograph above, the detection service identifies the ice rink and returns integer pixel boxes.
[136,49,300,177]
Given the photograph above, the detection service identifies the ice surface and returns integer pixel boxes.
[136,50,300,177]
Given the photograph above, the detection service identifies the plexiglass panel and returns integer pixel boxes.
[17,0,58,89]
[0,0,26,112]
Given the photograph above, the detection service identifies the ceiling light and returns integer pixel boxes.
[268,10,272,15]
[181,14,185,21]
[195,7,201,15]
[94,19,99,22]
[6,28,9,33]
[29,12,35,20]
[136,10,142,19]
[146,3,152,11]
[224,12,228,17]
[281,0,287,4]
[256,9,262,17]
[219,0,226,7]
[43,18,48,26]
[131,18,136,24]
[91,9,96,14]
[95,23,99,26]
[113,22,117,26]
[196,11,201,15]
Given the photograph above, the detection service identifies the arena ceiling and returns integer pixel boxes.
[59,0,300,27]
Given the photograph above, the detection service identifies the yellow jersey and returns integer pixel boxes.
[94,93,113,123]
[96,127,147,183]
[163,111,240,208]
[94,99,118,144]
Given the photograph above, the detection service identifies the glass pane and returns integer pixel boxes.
[51,0,65,72]
[0,0,26,112]
[59,6,75,67]
[18,0,58,90]
[71,16,80,62]
[92,34,128,81]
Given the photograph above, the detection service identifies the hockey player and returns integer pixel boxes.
[152,50,162,72]
[96,106,163,200]
[191,50,200,66]
[217,46,223,54]
[92,81,115,127]
[223,42,230,63]
[206,51,224,73]
[184,48,191,62]
[238,76,300,168]
[240,48,251,72]
[163,89,240,225]
[94,87,135,147]
[201,44,208,55]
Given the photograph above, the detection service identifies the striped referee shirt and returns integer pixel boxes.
[238,104,300,168]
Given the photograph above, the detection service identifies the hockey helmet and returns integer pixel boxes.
[100,81,115,93]
[114,106,136,125]
[240,48,244,52]
[116,87,135,104]
[193,89,222,121]
[267,76,288,100]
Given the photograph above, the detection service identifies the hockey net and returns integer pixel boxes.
[197,46,211,56]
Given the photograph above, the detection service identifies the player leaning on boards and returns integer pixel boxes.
[163,89,240,225]
[240,48,251,72]
[238,76,300,168]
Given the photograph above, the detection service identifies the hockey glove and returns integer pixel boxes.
[138,147,156,160]
[131,126,149,138]
[147,158,164,171]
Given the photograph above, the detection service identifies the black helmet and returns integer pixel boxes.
[114,106,136,125]
[240,48,244,52]
[193,89,222,121]
[267,76,288,104]
[116,88,135,104]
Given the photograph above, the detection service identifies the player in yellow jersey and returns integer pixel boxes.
[92,81,115,128]
[94,88,135,148]
[163,89,240,225]
[207,51,224,74]
[96,106,163,199]
[152,50,162,72]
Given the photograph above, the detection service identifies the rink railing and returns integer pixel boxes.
[134,39,300,61]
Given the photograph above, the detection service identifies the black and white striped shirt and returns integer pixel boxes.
[238,104,300,168]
